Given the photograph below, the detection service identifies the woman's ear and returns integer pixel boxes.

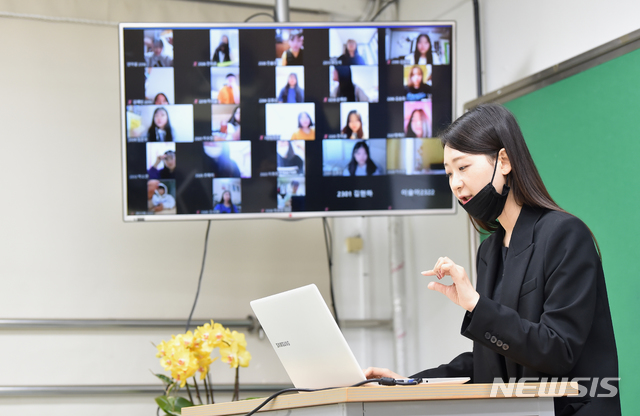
[498,148,512,175]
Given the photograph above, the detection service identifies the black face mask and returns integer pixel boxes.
[459,154,510,223]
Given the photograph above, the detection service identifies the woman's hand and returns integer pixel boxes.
[422,257,480,312]
[363,367,404,380]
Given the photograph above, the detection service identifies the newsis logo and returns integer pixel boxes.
[275,341,291,348]
[490,377,620,398]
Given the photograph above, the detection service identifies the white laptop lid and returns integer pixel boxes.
[250,284,366,389]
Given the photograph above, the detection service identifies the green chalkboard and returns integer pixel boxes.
[500,47,640,415]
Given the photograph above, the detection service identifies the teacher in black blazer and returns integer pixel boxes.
[364,103,620,416]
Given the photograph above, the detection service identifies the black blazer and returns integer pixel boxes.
[412,205,620,416]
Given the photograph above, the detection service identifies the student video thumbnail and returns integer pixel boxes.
[202,141,251,178]
[212,178,241,213]
[147,179,176,214]
[146,142,176,179]
[144,29,174,67]
[323,139,386,176]
[328,28,379,65]
[386,138,443,175]
[210,29,239,66]
[404,65,432,101]
[404,101,432,138]
[276,28,304,66]
[277,176,305,210]
[276,140,305,176]
[145,68,175,105]
[329,65,379,103]
[276,66,305,103]
[340,102,369,139]
[385,27,451,65]
[211,67,240,104]
[212,105,241,141]
[265,103,315,140]
[126,105,194,142]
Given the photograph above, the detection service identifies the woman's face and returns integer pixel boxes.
[154,94,168,105]
[354,146,368,166]
[164,153,176,169]
[346,40,357,54]
[154,109,168,128]
[348,113,361,133]
[299,113,311,129]
[417,36,431,55]
[443,146,508,205]
[203,142,224,158]
[277,141,290,157]
[221,35,229,44]
[410,68,423,87]
[410,112,424,137]
[288,74,297,87]
[234,108,241,122]
[223,191,231,203]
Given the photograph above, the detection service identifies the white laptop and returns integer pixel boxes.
[250,284,366,389]
[251,284,470,390]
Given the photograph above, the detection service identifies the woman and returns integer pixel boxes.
[343,141,379,176]
[338,39,365,65]
[364,104,620,416]
[148,150,176,179]
[212,35,231,64]
[405,108,431,138]
[330,66,369,102]
[290,112,315,140]
[202,142,240,177]
[405,66,432,101]
[277,141,304,175]
[404,33,441,65]
[278,73,305,103]
[153,93,169,105]
[342,110,365,139]
[225,106,241,140]
[147,107,174,142]
[213,190,237,213]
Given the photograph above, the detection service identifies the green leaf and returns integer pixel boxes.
[155,396,176,414]
[155,373,174,385]
[174,397,194,411]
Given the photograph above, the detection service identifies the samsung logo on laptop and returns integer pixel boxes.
[275,341,291,348]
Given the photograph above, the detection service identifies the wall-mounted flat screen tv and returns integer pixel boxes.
[120,22,455,221]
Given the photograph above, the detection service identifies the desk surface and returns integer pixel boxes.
[182,382,579,416]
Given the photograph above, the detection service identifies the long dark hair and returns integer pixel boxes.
[342,110,363,138]
[414,34,433,65]
[441,103,567,233]
[147,107,173,142]
[406,109,429,138]
[347,141,377,176]
[218,190,236,213]
[228,106,240,126]
[212,35,230,62]
[334,66,356,101]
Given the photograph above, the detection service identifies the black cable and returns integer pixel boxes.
[322,217,340,328]
[185,220,212,333]
[371,0,398,21]
[244,12,276,22]
[244,378,411,416]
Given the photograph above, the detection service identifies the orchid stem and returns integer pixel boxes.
[207,372,215,404]
[192,377,203,405]
[185,382,194,404]
[232,367,240,402]
[203,376,212,404]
